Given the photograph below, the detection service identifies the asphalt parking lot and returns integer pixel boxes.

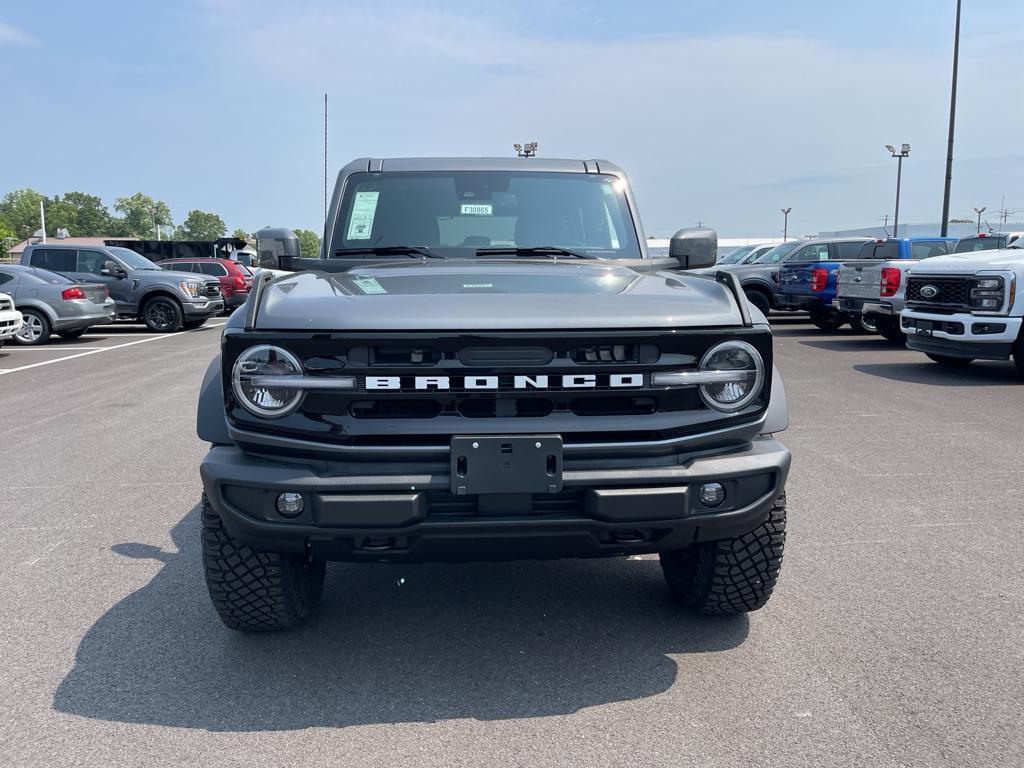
[1,317,1022,767]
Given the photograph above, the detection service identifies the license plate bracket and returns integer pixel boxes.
[916,319,934,335]
[451,435,563,495]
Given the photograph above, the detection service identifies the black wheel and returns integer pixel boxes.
[183,318,207,330]
[874,316,905,343]
[925,353,974,367]
[13,308,51,345]
[744,290,771,316]
[851,314,877,333]
[809,308,846,331]
[201,496,325,632]
[57,328,86,340]
[141,296,184,333]
[660,492,787,614]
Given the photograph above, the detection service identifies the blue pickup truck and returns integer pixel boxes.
[773,238,873,329]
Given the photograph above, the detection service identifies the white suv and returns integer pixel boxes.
[901,241,1023,374]
[0,292,23,348]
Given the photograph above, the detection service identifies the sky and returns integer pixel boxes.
[1,0,1022,238]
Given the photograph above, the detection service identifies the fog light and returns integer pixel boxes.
[276,492,305,517]
[699,482,726,507]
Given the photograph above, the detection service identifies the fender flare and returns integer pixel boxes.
[763,364,789,434]
[196,354,231,444]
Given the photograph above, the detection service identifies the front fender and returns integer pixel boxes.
[763,365,789,434]
[197,354,230,444]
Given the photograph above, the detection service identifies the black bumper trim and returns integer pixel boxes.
[906,334,1013,360]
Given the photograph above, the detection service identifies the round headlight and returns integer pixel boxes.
[231,344,304,418]
[698,341,764,412]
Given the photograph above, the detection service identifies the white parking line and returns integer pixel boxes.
[3,346,115,351]
[0,322,225,376]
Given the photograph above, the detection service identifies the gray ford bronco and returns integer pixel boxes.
[197,157,792,631]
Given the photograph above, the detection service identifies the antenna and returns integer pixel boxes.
[513,142,538,158]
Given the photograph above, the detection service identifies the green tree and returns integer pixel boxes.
[949,217,973,224]
[175,209,226,240]
[0,188,47,239]
[293,228,321,258]
[231,227,252,241]
[113,193,173,239]
[0,222,18,259]
[47,192,113,236]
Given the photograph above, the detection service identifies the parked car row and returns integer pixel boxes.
[0,243,256,345]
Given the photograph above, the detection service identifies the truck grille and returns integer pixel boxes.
[204,282,222,298]
[223,329,773,452]
[0,298,12,312]
[905,276,971,309]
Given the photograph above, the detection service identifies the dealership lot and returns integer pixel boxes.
[0,318,1021,767]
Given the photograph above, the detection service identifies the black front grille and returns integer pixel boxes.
[906,276,970,308]
[224,329,773,450]
[204,282,222,298]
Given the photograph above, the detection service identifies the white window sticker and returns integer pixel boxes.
[347,191,380,240]
[353,277,387,294]
[460,202,493,216]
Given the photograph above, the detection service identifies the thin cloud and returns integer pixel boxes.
[0,20,36,46]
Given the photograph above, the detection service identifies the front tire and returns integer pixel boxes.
[13,308,51,345]
[201,497,325,632]
[809,308,846,331]
[925,353,974,368]
[745,290,771,316]
[142,296,184,333]
[660,492,787,614]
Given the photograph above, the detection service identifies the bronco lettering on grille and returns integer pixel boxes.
[364,373,646,391]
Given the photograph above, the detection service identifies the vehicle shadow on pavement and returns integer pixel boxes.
[853,361,1022,386]
[799,339,903,353]
[53,505,748,732]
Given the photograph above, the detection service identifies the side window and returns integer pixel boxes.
[29,248,76,271]
[77,250,111,274]
[786,243,828,262]
[198,262,228,277]
[835,241,867,260]
[0,272,14,287]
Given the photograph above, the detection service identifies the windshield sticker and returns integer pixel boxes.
[353,276,387,295]
[347,191,380,240]
[462,283,494,289]
[460,202,493,216]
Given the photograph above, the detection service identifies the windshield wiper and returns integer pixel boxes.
[475,246,598,260]
[333,246,444,259]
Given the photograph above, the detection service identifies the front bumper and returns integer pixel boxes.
[225,292,249,310]
[0,309,23,340]
[183,298,224,318]
[902,308,1021,360]
[201,437,791,562]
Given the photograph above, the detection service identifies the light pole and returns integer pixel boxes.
[974,206,986,234]
[941,0,962,237]
[781,208,792,241]
[885,144,910,238]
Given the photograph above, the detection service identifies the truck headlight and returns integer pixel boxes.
[231,345,304,418]
[180,280,203,299]
[696,341,764,412]
[970,277,1004,310]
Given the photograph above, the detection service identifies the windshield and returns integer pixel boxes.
[718,245,755,264]
[754,241,801,264]
[109,246,161,270]
[332,171,641,259]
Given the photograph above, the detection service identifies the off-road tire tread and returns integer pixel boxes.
[201,496,324,631]
[660,492,787,615]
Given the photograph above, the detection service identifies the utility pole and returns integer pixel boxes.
[940,0,962,236]
[324,92,329,228]
[781,208,792,241]
[39,200,46,243]
[885,144,910,238]
[973,207,986,234]
[882,213,890,237]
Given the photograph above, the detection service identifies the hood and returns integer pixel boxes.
[255,261,743,330]
[141,268,215,283]
[909,247,1024,274]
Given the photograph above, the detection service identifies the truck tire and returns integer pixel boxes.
[874,316,905,343]
[925,353,973,368]
[660,492,787,614]
[13,308,52,345]
[201,497,325,632]
[851,314,877,333]
[141,296,184,333]
[744,289,771,316]
[809,308,845,331]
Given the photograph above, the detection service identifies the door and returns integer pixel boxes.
[74,249,135,313]
[779,243,828,295]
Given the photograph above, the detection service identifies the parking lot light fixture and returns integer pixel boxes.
[885,144,910,238]
[974,206,986,234]
[781,208,792,241]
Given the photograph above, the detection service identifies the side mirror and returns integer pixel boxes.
[101,261,125,277]
[669,227,717,269]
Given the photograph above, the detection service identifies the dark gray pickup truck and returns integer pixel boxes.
[196,157,792,631]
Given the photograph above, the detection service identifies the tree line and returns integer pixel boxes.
[0,188,322,258]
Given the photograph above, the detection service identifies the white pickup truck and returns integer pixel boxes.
[0,292,24,348]
[901,240,1024,374]
[834,238,956,342]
